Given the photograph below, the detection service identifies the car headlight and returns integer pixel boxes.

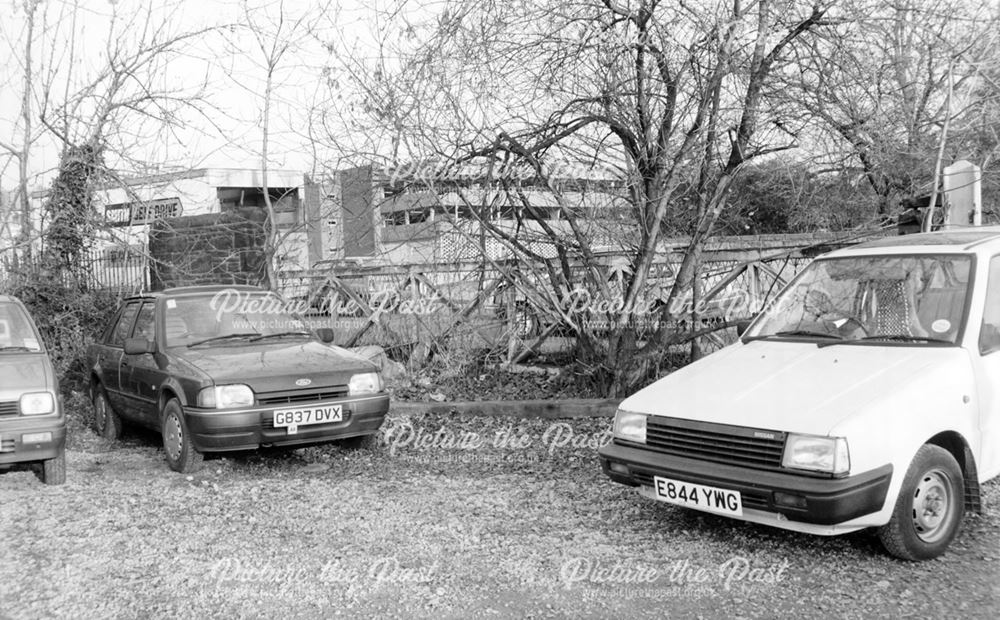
[348,372,383,395]
[613,409,647,444]
[197,384,255,409]
[782,434,850,475]
[20,392,55,415]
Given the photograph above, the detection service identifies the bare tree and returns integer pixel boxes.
[315,0,833,394]
[2,0,220,282]
[790,0,1000,216]
[222,0,330,290]
[0,0,42,262]
[38,2,216,156]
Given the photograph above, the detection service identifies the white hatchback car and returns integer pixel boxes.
[600,228,1000,560]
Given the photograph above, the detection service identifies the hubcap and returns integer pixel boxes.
[911,469,953,543]
[165,414,183,460]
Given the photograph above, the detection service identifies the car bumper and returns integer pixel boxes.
[0,416,66,465]
[599,441,892,527]
[184,393,391,452]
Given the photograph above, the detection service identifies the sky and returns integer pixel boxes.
[0,0,402,191]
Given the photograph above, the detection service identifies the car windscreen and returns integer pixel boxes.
[747,254,972,345]
[163,291,312,348]
[0,302,44,352]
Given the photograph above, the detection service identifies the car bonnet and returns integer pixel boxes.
[0,352,53,402]
[619,340,967,436]
[172,339,376,393]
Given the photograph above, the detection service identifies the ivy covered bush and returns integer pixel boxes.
[2,140,120,394]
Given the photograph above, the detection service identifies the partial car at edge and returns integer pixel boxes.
[0,294,66,485]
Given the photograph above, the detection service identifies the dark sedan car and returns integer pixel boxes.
[87,285,390,472]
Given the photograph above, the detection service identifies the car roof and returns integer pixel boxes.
[0,294,30,307]
[123,284,266,302]
[828,226,1000,257]
[161,284,264,295]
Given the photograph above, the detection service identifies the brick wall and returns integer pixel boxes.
[148,209,266,290]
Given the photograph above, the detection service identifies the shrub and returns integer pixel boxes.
[2,273,120,395]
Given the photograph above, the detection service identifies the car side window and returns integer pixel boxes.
[109,302,141,348]
[100,307,123,343]
[979,256,1000,355]
[132,302,156,342]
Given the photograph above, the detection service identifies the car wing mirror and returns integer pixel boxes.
[735,316,756,337]
[316,327,335,343]
[124,337,155,355]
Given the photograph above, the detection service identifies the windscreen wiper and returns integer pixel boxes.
[773,330,844,339]
[187,333,261,347]
[249,331,312,342]
[743,329,845,344]
[856,334,952,344]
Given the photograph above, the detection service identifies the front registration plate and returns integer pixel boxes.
[652,476,743,517]
[274,405,343,434]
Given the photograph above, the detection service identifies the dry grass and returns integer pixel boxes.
[2,409,998,619]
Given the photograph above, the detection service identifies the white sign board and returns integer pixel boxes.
[943,160,982,227]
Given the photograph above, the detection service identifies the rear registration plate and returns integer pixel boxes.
[652,476,743,517]
[273,405,343,434]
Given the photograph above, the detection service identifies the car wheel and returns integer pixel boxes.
[93,386,123,440]
[878,444,964,561]
[39,450,67,485]
[339,433,377,450]
[161,399,203,473]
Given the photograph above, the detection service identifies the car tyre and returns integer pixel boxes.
[39,450,66,485]
[878,444,964,561]
[161,399,203,473]
[93,386,123,440]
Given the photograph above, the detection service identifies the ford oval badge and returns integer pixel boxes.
[295,378,312,386]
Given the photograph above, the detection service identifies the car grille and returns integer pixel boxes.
[632,471,771,510]
[257,387,349,406]
[644,416,786,471]
[0,401,18,417]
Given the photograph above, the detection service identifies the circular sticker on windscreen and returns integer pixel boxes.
[931,319,952,333]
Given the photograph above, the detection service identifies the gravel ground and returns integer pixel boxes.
[1,408,998,619]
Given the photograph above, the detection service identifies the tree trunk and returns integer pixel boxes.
[261,67,278,290]
[16,0,39,263]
